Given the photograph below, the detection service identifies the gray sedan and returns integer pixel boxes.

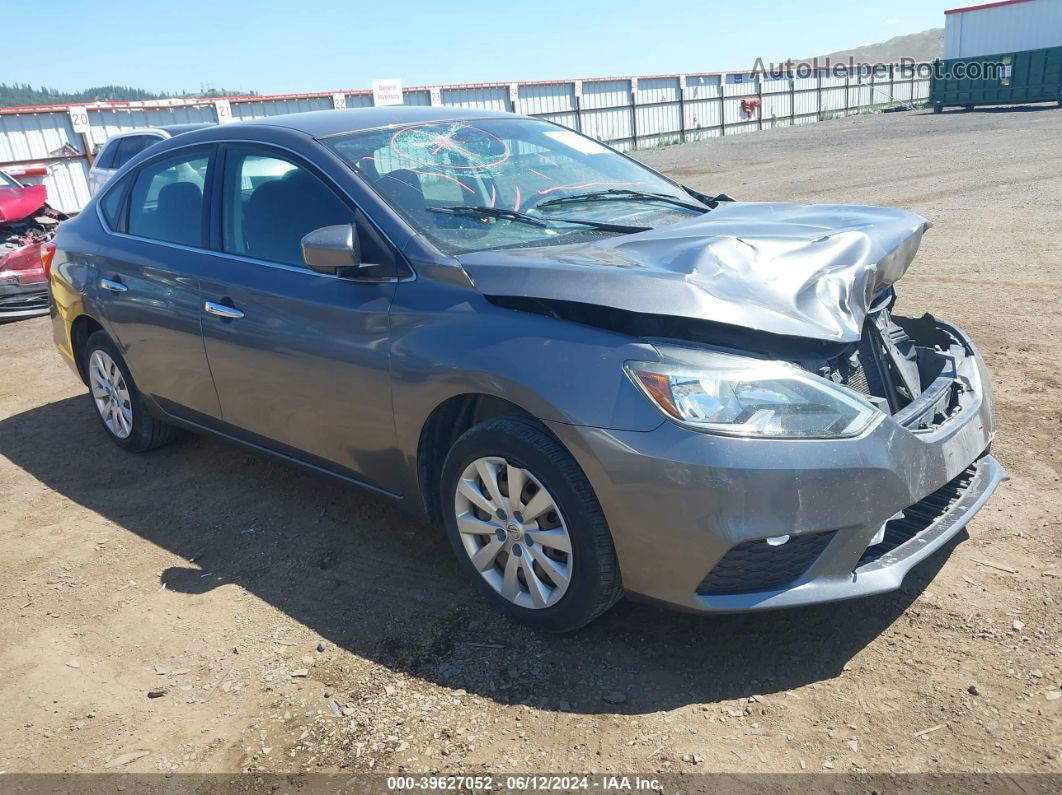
[48,107,1003,631]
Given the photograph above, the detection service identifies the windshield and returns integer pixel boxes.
[327,118,706,254]
[0,170,21,189]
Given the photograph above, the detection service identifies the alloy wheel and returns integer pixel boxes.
[89,349,133,439]
[453,456,573,609]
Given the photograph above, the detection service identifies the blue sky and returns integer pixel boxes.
[18,0,960,94]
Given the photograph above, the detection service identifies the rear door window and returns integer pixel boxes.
[113,135,163,169]
[127,150,211,247]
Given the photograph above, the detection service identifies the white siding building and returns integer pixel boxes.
[944,0,1062,58]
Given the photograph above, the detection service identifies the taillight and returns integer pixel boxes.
[40,242,56,281]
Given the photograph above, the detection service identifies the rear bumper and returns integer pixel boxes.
[0,278,48,319]
[547,320,1004,613]
[1,240,48,319]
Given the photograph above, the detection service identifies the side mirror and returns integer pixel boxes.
[301,224,361,275]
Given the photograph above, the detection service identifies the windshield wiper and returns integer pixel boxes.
[427,205,651,233]
[536,188,709,213]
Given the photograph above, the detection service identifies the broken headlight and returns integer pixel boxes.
[625,353,883,439]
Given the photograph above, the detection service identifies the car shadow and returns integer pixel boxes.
[0,395,964,715]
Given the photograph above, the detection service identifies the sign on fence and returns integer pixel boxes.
[372,79,403,107]
[214,99,234,123]
[68,107,90,134]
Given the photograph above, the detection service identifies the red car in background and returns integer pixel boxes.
[1,169,65,320]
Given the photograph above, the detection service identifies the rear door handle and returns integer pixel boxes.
[100,277,128,293]
[204,301,244,320]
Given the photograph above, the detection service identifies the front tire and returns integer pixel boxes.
[82,330,178,452]
[441,416,622,633]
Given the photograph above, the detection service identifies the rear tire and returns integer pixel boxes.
[441,416,622,633]
[82,330,178,453]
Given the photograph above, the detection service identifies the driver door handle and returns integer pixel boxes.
[204,301,244,320]
[100,277,128,293]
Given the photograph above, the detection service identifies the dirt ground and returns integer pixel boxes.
[1,105,1060,781]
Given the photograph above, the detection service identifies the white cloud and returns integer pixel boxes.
[884,18,899,25]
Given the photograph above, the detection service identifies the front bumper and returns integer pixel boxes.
[547,321,1004,613]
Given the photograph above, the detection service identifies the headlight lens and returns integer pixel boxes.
[625,353,882,438]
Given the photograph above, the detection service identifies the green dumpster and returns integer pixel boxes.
[930,44,1062,112]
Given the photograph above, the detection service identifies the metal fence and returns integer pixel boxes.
[0,65,931,213]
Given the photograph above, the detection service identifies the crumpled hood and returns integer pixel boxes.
[456,201,932,343]
[0,183,47,224]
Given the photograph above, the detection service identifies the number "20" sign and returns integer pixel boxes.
[68,107,91,134]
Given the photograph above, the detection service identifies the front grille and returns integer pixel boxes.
[696,530,837,596]
[856,458,981,568]
[822,325,885,400]
[844,354,872,396]
[856,326,891,400]
[821,315,914,411]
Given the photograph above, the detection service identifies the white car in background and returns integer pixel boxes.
[88,123,215,195]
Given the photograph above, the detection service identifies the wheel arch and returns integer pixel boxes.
[69,314,106,384]
[416,393,543,524]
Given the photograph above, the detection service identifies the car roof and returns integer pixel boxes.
[234,106,523,138]
[111,107,533,169]
[157,122,216,136]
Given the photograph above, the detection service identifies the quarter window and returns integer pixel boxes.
[99,174,131,231]
[94,139,120,170]
[127,151,209,246]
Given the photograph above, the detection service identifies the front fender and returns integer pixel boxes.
[387,274,664,504]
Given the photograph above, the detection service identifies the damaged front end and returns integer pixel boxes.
[463,200,1003,609]
[1,177,67,321]
[806,308,981,434]
[464,201,982,436]
[489,292,978,436]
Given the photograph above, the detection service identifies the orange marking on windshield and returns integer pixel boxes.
[429,132,456,155]
[389,122,511,170]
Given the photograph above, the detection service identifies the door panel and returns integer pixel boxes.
[96,241,220,420]
[97,146,220,421]
[198,144,401,491]
[199,263,399,489]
